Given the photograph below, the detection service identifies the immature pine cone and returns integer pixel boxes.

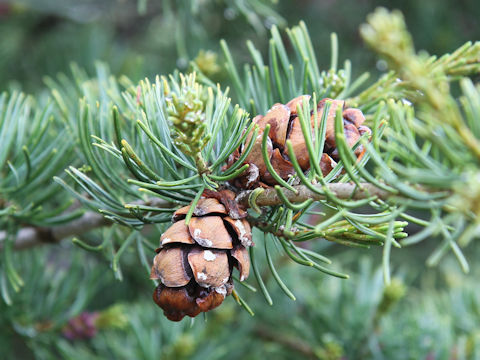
[151,192,252,321]
[226,96,371,188]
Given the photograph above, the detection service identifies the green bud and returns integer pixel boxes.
[94,304,129,330]
[320,69,346,97]
[193,50,221,77]
[377,278,406,316]
[360,8,414,65]
[450,170,480,217]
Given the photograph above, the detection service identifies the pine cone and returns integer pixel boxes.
[151,193,252,321]
[226,96,371,188]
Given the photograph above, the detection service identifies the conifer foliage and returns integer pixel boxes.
[1,1,480,358]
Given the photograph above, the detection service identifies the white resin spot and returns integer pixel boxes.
[194,207,206,216]
[246,164,259,187]
[196,238,213,247]
[268,104,282,112]
[235,220,247,240]
[203,250,216,262]
[235,220,252,246]
[215,285,227,297]
[193,229,213,247]
[197,272,208,281]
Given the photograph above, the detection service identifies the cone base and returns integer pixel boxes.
[153,281,233,321]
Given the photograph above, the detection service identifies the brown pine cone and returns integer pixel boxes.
[151,193,252,321]
[226,96,371,188]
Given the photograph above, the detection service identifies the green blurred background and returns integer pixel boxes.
[1,1,480,359]
[2,0,479,92]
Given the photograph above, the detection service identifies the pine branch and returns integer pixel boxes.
[1,211,111,250]
[0,198,170,250]
[237,182,390,207]
[2,182,388,250]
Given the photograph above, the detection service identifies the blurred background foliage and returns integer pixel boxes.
[2,0,479,92]
[1,0,480,359]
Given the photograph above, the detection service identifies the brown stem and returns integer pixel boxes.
[237,182,389,207]
[5,212,112,250]
[2,182,387,250]
[0,198,170,250]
